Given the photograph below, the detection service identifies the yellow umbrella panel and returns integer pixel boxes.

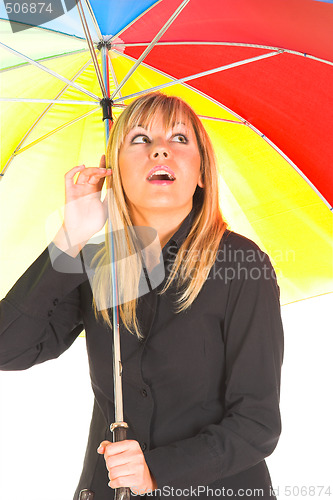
[0,49,332,306]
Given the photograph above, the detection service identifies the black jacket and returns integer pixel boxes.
[0,212,284,500]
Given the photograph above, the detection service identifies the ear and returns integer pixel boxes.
[197,173,204,188]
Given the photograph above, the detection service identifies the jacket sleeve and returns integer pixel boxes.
[144,250,284,489]
[0,243,88,371]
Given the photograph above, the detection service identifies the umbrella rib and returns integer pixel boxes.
[110,0,190,100]
[0,18,86,41]
[0,98,99,104]
[82,0,103,41]
[76,0,107,97]
[111,51,266,127]
[0,49,90,73]
[0,106,100,179]
[108,52,123,101]
[113,50,282,103]
[117,41,333,67]
[0,97,125,170]
[0,40,100,100]
[115,52,248,123]
[189,77,332,210]
[3,58,94,161]
[0,57,99,179]
[198,115,243,124]
[13,107,100,156]
[244,122,333,211]
[283,292,333,307]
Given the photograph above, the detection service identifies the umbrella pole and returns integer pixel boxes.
[102,44,131,500]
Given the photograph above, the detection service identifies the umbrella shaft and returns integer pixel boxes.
[113,320,124,422]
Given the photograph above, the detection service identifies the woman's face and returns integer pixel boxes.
[118,109,203,218]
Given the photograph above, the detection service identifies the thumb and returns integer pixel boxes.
[97,440,112,454]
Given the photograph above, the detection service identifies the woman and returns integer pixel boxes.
[0,93,283,499]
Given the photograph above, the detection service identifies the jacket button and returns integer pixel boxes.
[53,298,59,306]
[47,310,53,317]
[141,442,147,451]
[141,389,148,397]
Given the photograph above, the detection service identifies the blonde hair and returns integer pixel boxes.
[91,92,227,337]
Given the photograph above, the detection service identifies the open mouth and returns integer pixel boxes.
[146,167,176,183]
[147,171,175,182]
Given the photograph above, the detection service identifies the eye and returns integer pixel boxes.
[131,134,150,144]
[172,134,188,143]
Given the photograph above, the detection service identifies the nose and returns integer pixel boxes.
[153,150,168,158]
[150,139,170,159]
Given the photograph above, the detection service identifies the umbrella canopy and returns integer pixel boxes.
[0,0,332,305]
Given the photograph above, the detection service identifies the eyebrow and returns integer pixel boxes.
[126,125,146,134]
[131,121,187,130]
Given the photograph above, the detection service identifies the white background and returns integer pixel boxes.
[0,293,332,500]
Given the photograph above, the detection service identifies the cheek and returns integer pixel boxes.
[186,153,202,188]
[119,156,134,187]
[120,171,136,200]
[119,163,145,204]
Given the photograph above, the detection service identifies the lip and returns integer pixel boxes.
[148,179,175,185]
[146,165,176,181]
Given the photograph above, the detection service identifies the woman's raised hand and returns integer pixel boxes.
[53,155,112,256]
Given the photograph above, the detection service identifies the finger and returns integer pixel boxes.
[107,463,134,482]
[109,473,136,490]
[99,154,106,169]
[103,440,140,458]
[98,439,140,457]
[105,450,133,469]
[65,165,86,186]
[76,166,109,177]
[76,168,111,185]
[100,154,113,177]
[88,174,105,185]
[88,170,112,185]
[97,440,112,454]
[98,439,128,454]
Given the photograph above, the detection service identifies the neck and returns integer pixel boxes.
[129,205,192,249]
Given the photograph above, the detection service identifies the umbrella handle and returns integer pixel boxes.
[78,489,94,500]
[112,423,131,500]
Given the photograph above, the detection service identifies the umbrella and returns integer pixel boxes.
[0,0,332,306]
[0,0,332,498]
